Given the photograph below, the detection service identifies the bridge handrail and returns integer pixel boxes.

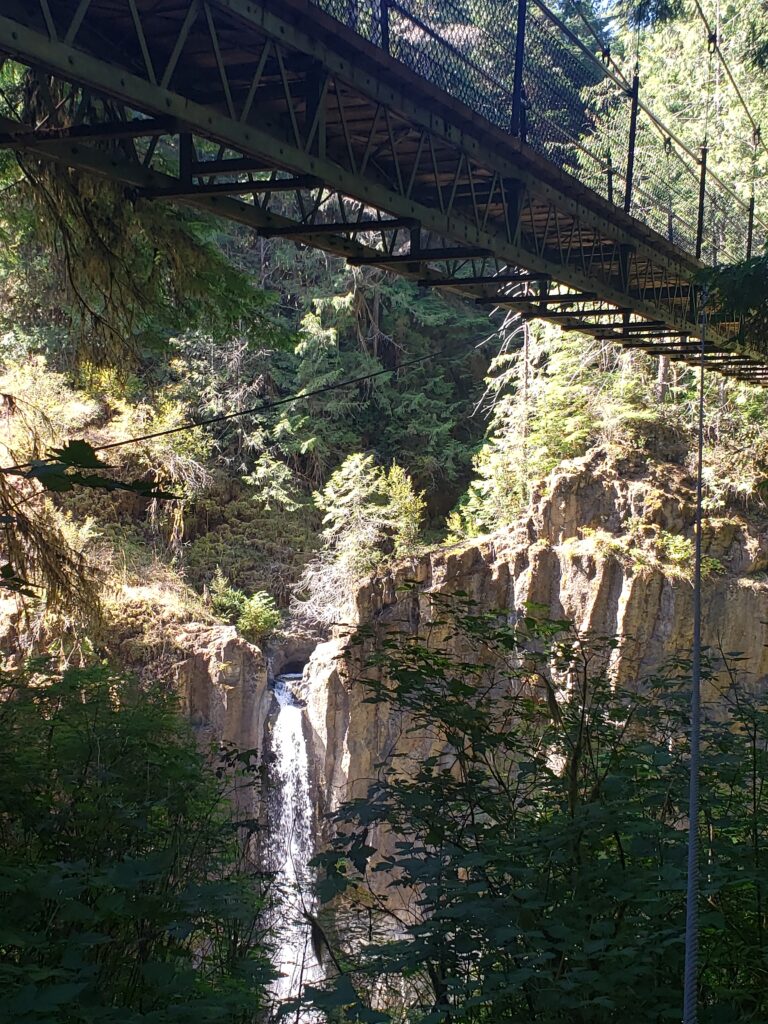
[529,0,758,224]
[312,0,766,263]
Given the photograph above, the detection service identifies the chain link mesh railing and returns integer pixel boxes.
[309,0,763,268]
[524,5,612,188]
[387,2,516,129]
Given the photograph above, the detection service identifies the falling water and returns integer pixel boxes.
[268,672,323,1019]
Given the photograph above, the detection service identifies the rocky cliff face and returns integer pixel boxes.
[163,448,768,863]
[174,624,272,823]
[175,623,271,754]
[303,447,768,822]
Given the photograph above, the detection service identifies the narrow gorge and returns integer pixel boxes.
[171,446,768,1011]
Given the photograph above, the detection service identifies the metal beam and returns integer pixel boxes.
[142,175,323,197]
[611,320,668,331]
[0,7,710,338]
[592,331,691,341]
[0,115,179,147]
[0,115,380,265]
[624,344,723,355]
[419,272,551,287]
[0,0,764,378]
[349,247,493,265]
[515,292,597,304]
[264,217,418,236]
[477,302,630,318]
[190,157,273,175]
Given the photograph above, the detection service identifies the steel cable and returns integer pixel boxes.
[683,293,707,1024]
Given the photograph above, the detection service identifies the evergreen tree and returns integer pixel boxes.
[295,453,425,626]
[310,597,768,1022]
[0,661,274,1023]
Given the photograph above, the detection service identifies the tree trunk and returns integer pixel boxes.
[657,355,670,402]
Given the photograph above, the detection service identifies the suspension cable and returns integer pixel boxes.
[0,354,433,474]
[704,38,715,147]
[683,289,706,1024]
[689,0,768,161]
[566,0,613,66]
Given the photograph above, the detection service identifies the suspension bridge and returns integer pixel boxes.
[0,0,766,382]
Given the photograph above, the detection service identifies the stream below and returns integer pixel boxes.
[268,671,323,1019]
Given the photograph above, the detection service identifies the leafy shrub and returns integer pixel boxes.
[210,565,248,623]
[236,590,281,643]
[210,569,280,643]
[0,661,274,1022]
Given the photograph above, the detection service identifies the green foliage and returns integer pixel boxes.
[449,325,646,535]
[613,0,684,26]
[384,464,425,558]
[0,660,274,1022]
[183,483,317,607]
[210,565,248,623]
[450,315,768,540]
[210,568,281,643]
[0,68,285,368]
[0,164,490,636]
[318,454,425,562]
[0,364,104,616]
[310,597,768,1022]
[236,591,282,644]
[20,439,177,500]
[295,454,425,626]
[706,257,768,346]
[169,264,485,519]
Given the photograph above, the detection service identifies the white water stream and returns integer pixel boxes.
[268,672,323,1019]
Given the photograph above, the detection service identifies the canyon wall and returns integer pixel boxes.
[166,448,768,857]
[303,447,768,820]
[174,623,271,823]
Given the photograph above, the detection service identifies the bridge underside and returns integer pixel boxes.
[0,0,765,383]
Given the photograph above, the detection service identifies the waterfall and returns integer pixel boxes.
[268,671,323,1018]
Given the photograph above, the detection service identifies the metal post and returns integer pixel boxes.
[511,0,528,138]
[696,145,708,260]
[606,151,614,206]
[623,72,639,215]
[747,195,755,259]
[381,0,390,55]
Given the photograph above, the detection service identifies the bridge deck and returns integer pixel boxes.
[0,0,765,382]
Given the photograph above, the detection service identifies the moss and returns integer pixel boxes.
[579,522,723,582]
[100,569,211,669]
[183,481,320,606]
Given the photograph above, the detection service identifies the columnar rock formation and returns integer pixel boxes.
[175,623,271,754]
[303,448,768,821]
[169,449,768,850]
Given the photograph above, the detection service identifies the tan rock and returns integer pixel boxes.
[306,449,768,827]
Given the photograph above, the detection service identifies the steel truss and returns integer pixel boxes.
[0,0,764,383]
